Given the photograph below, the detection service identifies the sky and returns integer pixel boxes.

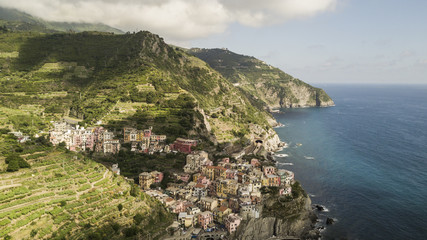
[0,0,426,85]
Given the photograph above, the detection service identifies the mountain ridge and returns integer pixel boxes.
[0,7,123,34]
[188,48,335,109]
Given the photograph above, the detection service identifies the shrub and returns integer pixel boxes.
[122,226,138,237]
[117,203,123,211]
[7,160,19,172]
[30,229,38,237]
[133,213,144,225]
[110,222,120,232]
[86,232,102,240]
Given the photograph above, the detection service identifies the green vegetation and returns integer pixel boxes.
[0,149,173,239]
[261,182,309,221]
[0,7,123,34]
[5,154,30,172]
[189,48,334,109]
[0,29,275,145]
[93,150,186,182]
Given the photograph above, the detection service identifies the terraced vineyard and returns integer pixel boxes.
[0,151,172,239]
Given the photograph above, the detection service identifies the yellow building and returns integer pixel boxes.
[215,206,232,224]
[139,172,154,190]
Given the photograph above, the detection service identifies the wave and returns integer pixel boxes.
[277,162,293,166]
[275,153,289,158]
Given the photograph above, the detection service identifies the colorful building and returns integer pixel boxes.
[225,213,242,233]
[171,138,198,154]
[198,211,213,230]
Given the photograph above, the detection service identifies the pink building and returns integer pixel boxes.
[263,166,276,176]
[144,129,152,138]
[225,213,242,233]
[226,169,236,180]
[171,200,186,213]
[251,158,260,167]
[198,211,213,230]
[197,176,210,185]
[85,134,95,151]
[151,171,164,183]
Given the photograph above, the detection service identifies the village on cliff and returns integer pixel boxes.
[47,120,294,239]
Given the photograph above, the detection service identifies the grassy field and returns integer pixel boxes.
[0,150,173,240]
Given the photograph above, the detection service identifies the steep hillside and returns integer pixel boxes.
[0,147,172,239]
[0,30,277,147]
[0,7,123,34]
[189,48,334,109]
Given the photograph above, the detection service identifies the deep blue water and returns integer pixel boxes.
[273,85,427,240]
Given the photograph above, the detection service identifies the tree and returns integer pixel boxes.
[117,203,123,211]
[30,229,38,237]
[57,142,66,149]
[17,158,30,168]
[110,222,121,232]
[86,232,102,240]
[123,226,138,237]
[130,184,140,197]
[7,160,19,172]
[133,213,144,225]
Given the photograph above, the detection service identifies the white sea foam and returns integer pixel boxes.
[277,162,293,166]
[275,153,289,157]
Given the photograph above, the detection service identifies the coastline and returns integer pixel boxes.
[237,113,322,240]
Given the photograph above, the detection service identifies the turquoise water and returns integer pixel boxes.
[273,85,427,239]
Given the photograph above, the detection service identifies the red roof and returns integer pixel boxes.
[219,206,229,212]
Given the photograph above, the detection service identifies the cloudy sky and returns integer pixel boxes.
[1,0,426,84]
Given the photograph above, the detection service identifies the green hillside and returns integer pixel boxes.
[0,136,172,240]
[0,7,123,34]
[0,28,282,240]
[0,30,274,144]
[189,48,334,109]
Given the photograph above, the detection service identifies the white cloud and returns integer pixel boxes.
[0,0,337,41]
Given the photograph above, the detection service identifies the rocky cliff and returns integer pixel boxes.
[234,189,319,240]
[188,48,334,110]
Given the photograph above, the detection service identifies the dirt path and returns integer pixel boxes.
[0,183,22,191]
[91,169,109,188]
[0,194,57,214]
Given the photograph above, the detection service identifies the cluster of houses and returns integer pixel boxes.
[49,122,120,153]
[123,127,169,154]
[49,122,200,155]
[141,151,295,236]
[8,131,31,143]
[123,128,199,154]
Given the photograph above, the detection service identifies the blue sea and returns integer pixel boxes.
[273,85,427,240]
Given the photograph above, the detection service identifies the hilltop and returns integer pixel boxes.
[0,30,278,149]
[189,48,335,109]
[0,7,123,34]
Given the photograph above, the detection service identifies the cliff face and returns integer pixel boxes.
[234,195,318,240]
[188,48,334,109]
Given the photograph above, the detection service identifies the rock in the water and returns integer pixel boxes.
[326,217,334,225]
[315,205,324,211]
